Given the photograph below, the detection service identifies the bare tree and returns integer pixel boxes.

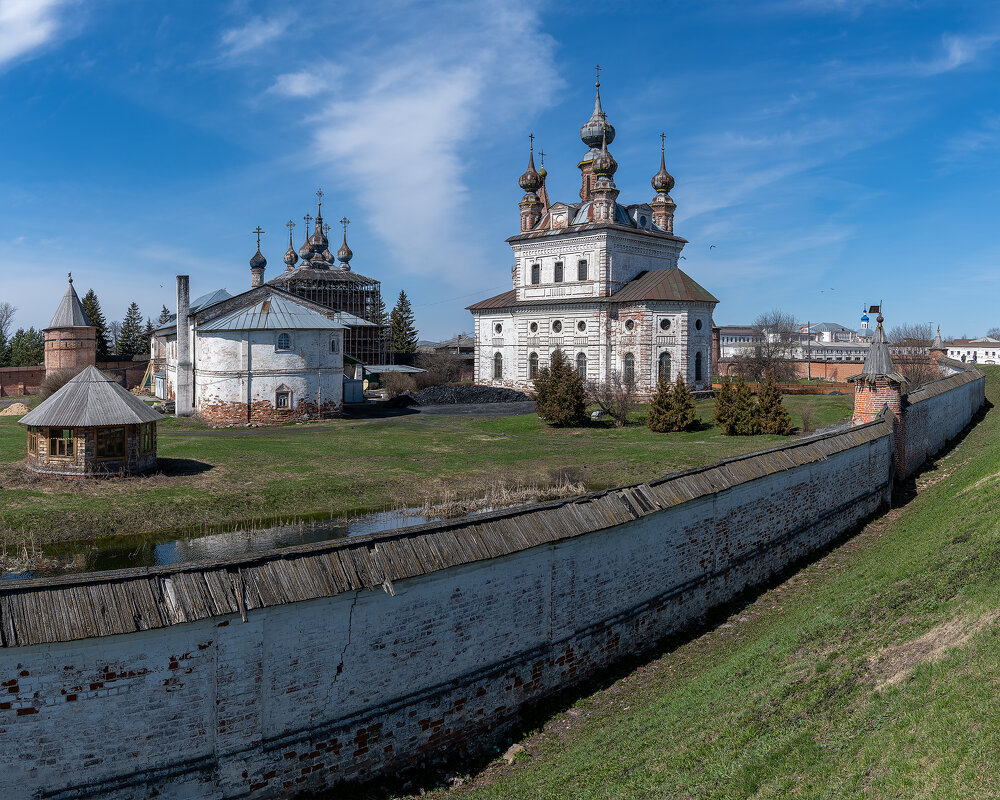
[733,308,799,383]
[987,327,1000,339]
[0,301,15,341]
[107,320,122,356]
[887,322,937,387]
[587,370,637,428]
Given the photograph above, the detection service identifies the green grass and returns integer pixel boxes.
[0,393,851,543]
[414,367,1000,800]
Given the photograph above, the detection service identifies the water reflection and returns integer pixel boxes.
[2,509,445,581]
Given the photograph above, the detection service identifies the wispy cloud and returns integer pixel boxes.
[941,112,1000,164]
[274,2,562,287]
[830,31,1000,79]
[269,62,344,98]
[0,0,73,68]
[219,14,292,60]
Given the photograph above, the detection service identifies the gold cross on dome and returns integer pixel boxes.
[253,226,265,248]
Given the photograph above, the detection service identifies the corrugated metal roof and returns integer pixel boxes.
[154,288,232,334]
[467,290,517,311]
[198,293,347,332]
[0,416,894,648]
[332,311,377,328]
[46,280,90,329]
[19,367,163,427]
[610,269,719,304]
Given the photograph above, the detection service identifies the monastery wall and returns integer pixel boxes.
[0,360,149,397]
[0,368,984,799]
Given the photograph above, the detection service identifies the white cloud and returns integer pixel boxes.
[941,112,1000,164]
[831,31,1000,80]
[219,14,292,60]
[282,2,562,287]
[0,0,71,68]
[269,63,344,98]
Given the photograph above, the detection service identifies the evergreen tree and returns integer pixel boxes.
[532,349,585,427]
[157,304,172,325]
[8,327,45,366]
[371,293,388,358]
[713,376,735,434]
[388,291,418,355]
[143,319,155,355]
[647,378,674,432]
[758,369,792,435]
[117,302,145,359]
[81,289,111,360]
[731,374,761,436]
[669,374,697,431]
[0,332,9,368]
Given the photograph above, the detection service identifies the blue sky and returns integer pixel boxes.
[1,0,999,340]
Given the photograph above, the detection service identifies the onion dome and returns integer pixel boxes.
[518,145,541,193]
[250,248,267,269]
[592,131,617,177]
[337,238,353,266]
[299,214,314,260]
[580,80,615,149]
[651,143,674,193]
[284,221,299,269]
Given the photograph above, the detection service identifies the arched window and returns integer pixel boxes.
[554,262,564,283]
[276,332,291,351]
[530,264,540,285]
[330,335,340,353]
[493,352,503,380]
[576,352,587,380]
[695,351,703,382]
[659,351,671,383]
[623,352,635,386]
[528,352,539,380]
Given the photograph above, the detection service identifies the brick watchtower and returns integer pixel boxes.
[43,273,96,378]
[850,312,905,425]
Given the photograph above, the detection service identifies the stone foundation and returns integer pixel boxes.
[197,399,343,425]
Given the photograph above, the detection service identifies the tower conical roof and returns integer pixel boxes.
[47,274,91,329]
[931,326,945,352]
[851,313,907,384]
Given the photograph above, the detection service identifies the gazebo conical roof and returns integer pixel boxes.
[20,367,163,428]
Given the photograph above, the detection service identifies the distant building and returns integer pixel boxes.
[43,274,96,378]
[20,366,163,477]
[947,336,1000,365]
[718,322,869,363]
[469,77,717,393]
[154,277,348,424]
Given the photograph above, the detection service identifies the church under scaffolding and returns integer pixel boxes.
[262,194,387,365]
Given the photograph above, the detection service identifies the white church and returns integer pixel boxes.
[469,77,718,395]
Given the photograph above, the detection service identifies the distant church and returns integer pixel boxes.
[468,75,718,394]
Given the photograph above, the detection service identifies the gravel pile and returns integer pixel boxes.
[414,385,532,405]
[0,402,31,417]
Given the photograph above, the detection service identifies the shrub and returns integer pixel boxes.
[414,351,466,389]
[381,372,417,398]
[731,374,761,436]
[588,369,637,428]
[532,349,585,426]
[39,367,85,400]
[758,369,793,435]
[670,375,698,431]
[713,376,734,433]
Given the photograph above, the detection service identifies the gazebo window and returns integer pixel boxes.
[140,423,154,454]
[27,428,38,455]
[49,428,75,459]
[96,427,125,459]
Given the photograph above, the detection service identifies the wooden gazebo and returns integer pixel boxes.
[19,366,164,477]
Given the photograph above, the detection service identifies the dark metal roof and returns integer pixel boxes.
[609,269,719,304]
[19,366,164,427]
[154,288,232,334]
[0,415,892,647]
[47,281,90,329]
[467,290,517,310]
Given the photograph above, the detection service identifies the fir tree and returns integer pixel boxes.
[669,374,697,431]
[0,332,9,368]
[532,349,585,427]
[81,289,111,360]
[371,293,388,358]
[758,369,792,435]
[8,327,45,366]
[647,378,674,432]
[713,376,735,434]
[731,374,761,436]
[157,304,172,325]
[388,290,418,355]
[143,319,155,355]
[117,302,145,359]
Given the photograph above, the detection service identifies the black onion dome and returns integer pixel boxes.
[580,82,615,149]
[250,248,267,268]
[592,132,617,177]
[518,148,541,192]
[298,237,313,260]
[652,149,674,193]
[337,238,353,264]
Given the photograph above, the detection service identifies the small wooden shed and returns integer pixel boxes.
[19,366,164,477]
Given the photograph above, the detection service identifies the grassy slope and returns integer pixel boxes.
[426,366,1000,800]
[0,394,851,543]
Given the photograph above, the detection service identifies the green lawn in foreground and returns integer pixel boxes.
[415,367,1000,800]
[0,393,852,543]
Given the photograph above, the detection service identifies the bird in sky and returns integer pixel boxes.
[710,245,716,250]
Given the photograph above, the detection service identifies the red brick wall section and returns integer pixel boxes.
[0,366,43,397]
[44,329,97,376]
[197,399,343,425]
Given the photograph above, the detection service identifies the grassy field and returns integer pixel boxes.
[401,367,1000,800]
[0,393,852,543]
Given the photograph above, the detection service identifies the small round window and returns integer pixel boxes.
[695,319,703,330]
[529,322,538,333]
[552,320,562,333]
[494,322,503,334]
[659,318,671,331]
[577,320,586,332]
[624,319,635,332]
